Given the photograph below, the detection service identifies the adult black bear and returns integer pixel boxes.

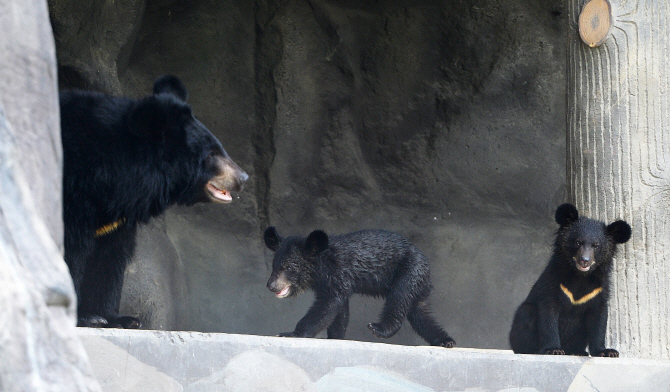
[61,75,248,328]
[263,227,455,347]
[509,203,631,356]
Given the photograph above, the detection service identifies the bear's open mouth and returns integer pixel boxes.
[576,262,592,272]
[276,286,291,298]
[206,182,232,203]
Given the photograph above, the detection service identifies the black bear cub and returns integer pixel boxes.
[509,203,631,356]
[61,75,248,328]
[263,227,455,347]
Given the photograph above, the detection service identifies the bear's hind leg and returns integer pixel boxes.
[407,299,455,347]
[64,235,94,306]
[327,299,350,339]
[509,303,539,354]
[77,225,141,329]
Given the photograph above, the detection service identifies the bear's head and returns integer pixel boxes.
[128,75,248,205]
[554,203,631,273]
[263,227,329,298]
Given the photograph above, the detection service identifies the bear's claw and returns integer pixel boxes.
[108,316,142,329]
[596,349,619,358]
[77,315,141,329]
[367,322,400,339]
[543,348,566,355]
[437,337,456,348]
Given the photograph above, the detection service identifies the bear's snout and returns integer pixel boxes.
[266,277,279,292]
[267,273,292,298]
[221,158,248,192]
[573,245,595,272]
[205,156,248,202]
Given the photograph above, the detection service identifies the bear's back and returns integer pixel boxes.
[330,230,412,260]
[60,90,135,139]
[325,230,428,292]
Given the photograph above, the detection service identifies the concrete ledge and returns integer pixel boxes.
[78,329,670,392]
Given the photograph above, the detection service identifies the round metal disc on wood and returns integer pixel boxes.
[578,0,612,47]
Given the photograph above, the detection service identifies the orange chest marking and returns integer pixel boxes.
[94,218,126,237]
[560,284,602,305]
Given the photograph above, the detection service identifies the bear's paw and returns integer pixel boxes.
[595,348,619,358]
[542,348,566,355]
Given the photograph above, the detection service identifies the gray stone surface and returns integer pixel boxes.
[80,329,670,392]
[2,0,63,246]
[48,0,569,351]
[0,0,100,390]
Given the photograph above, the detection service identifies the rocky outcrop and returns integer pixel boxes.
[0,0,100,390]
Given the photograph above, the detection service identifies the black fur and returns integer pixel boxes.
[263,227,455,347]
[61,75,248,328]
[509,203,631,356]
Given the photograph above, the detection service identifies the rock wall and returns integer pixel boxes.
[49,0,567,349]
[0,0,100,390]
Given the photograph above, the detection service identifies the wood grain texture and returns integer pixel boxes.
[567,0,670,359]
[579,0,612,47]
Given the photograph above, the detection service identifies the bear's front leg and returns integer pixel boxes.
[326,299,350,339]
[587,302,618,357]
[77,227,141,329]
[279,295,345,338]
[536,304,563,355]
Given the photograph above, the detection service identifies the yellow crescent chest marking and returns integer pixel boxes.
[94,218,126,237]
[560,284,602,305]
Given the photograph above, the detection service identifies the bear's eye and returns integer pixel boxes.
[593,243,600,249]
[575,240,582,247]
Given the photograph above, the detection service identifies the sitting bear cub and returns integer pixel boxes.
[263,227,455,347]
[509,203,631,356]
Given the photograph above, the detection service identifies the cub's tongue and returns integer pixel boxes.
[276,286,290,298]
[207,183,232,201]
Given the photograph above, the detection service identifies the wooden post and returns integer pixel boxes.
[568,0,670,359]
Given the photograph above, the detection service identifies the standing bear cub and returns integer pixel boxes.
[509,203,631,356]
[263,227,455,347]
[61,75,248,328]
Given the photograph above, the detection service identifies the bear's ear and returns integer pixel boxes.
[555,203,579,226]
[304,230,328,256]
[607,220,631,244]
[264,226,282,252]
[153,75,188,102]
[129,97,191,143]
